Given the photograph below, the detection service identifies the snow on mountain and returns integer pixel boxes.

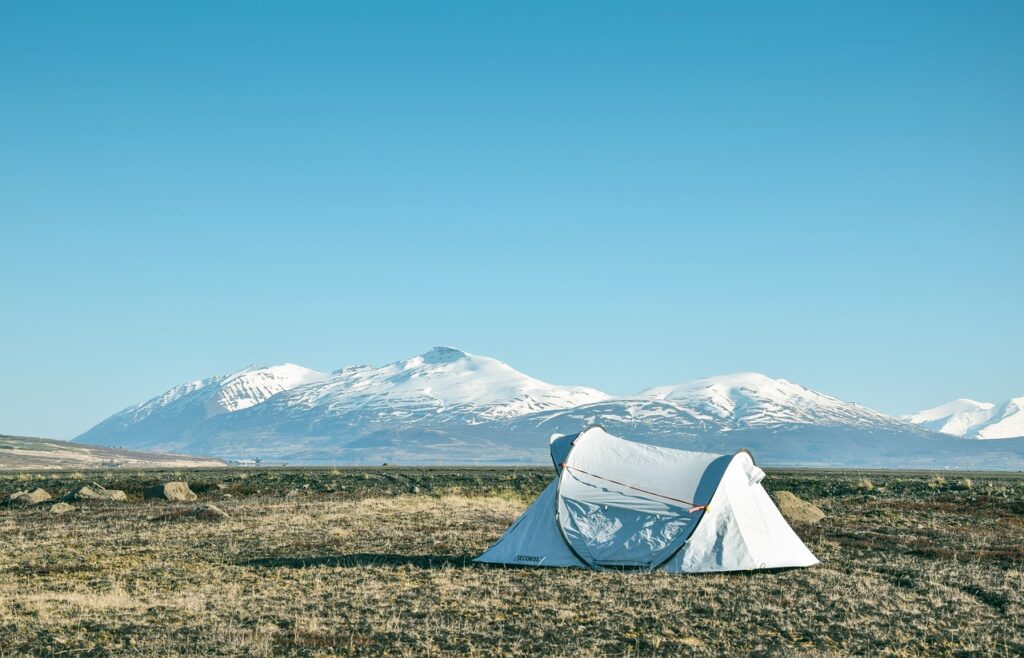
[500,372,930,462]
[205,363,330,415]
[74,348,609,453]
[638,372,903,430]
[904,399,997,436]
[75,348,1024,468]
[906,397,1024,439]
[273,346,611,423]
[75,363,329,450]
[974,398,1024,439]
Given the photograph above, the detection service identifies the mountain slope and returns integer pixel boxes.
[638,372,906,430]
[75,348,610,457]
[272,346,611,424]
[75,363,329,451]
[906,397,1024,439]
[74,348,1024,468]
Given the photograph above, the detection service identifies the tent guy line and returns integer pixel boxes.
[561,463,708,513]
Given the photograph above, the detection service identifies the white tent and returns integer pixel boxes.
[476,426,819,572]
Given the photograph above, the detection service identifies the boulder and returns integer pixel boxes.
[143,481,197,502]
[150,503,229,523]
[8,488,52,505]
[190,504,229,520]
[50,502,76,514]
[773,491,825,525]
[62,483,127,502]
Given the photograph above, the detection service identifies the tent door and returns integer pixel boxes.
[556,495,701,570]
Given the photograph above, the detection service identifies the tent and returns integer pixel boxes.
[475,426,819,572]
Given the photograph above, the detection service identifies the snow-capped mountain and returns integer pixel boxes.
[906,397,1024,439]
[74,347,1024,468]
[274,346,610,424]
[75,363,330,450]
[76,348,609,454]
[638,372,904,430]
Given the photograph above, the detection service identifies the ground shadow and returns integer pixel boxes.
[242,553,809,574]
[242,553,475,569]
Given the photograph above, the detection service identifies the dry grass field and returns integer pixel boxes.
[1,467,1022,657]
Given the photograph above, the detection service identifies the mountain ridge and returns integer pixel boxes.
[74,348,1024,468]
[906,396,1024,440]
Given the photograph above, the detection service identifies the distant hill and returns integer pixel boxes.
[72,347,1024,469]
[0,434,225,470]
[906,397,1024,439]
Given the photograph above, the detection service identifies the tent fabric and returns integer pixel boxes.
[475,426,819,573]
[471,478,587,568]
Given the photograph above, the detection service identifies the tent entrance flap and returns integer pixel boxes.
[557,490,701,568]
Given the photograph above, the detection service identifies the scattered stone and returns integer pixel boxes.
[143,481,197,502]
[190,504,229,520]
[773,491,825,525]
[410,485,421,494]
[50,502,76,514]
[62,483,127,502]
[150,503,230,523]
[8,488,52,505]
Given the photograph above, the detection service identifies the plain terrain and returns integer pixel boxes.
[1,466,1022,657]
[0,434,225,470]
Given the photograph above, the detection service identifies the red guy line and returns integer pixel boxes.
[561,463,707,513]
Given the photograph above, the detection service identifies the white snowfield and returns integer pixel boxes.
[906,397,1024,439]
[73,347,1024,467]
[273,346,611,423]
[638,372,901,430]
[113,363,330,424]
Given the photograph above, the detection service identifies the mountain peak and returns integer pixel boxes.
[641,372,795,400]
[76,349,976,466]
[904,397,1024,439]
[637,371,891,429]
[905,398,994,423]
[421,346,469,364]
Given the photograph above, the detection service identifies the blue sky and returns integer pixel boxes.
[1,1,1022,439]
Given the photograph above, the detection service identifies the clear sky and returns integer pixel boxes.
[2,1,1022,439]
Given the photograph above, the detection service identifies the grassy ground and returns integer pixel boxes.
[0,467,1021,657]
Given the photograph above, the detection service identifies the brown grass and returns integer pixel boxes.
[0,467,1022,656]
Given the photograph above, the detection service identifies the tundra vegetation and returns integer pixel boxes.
[0,467,1022,656]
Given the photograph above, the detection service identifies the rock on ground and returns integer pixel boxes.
[50,502,75,514]
[8,488,52,505]
[191,504,229,520]
[144,481,198,502]
[152,504,230,523]
[62,483,127,502]
[773,491,825,525]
